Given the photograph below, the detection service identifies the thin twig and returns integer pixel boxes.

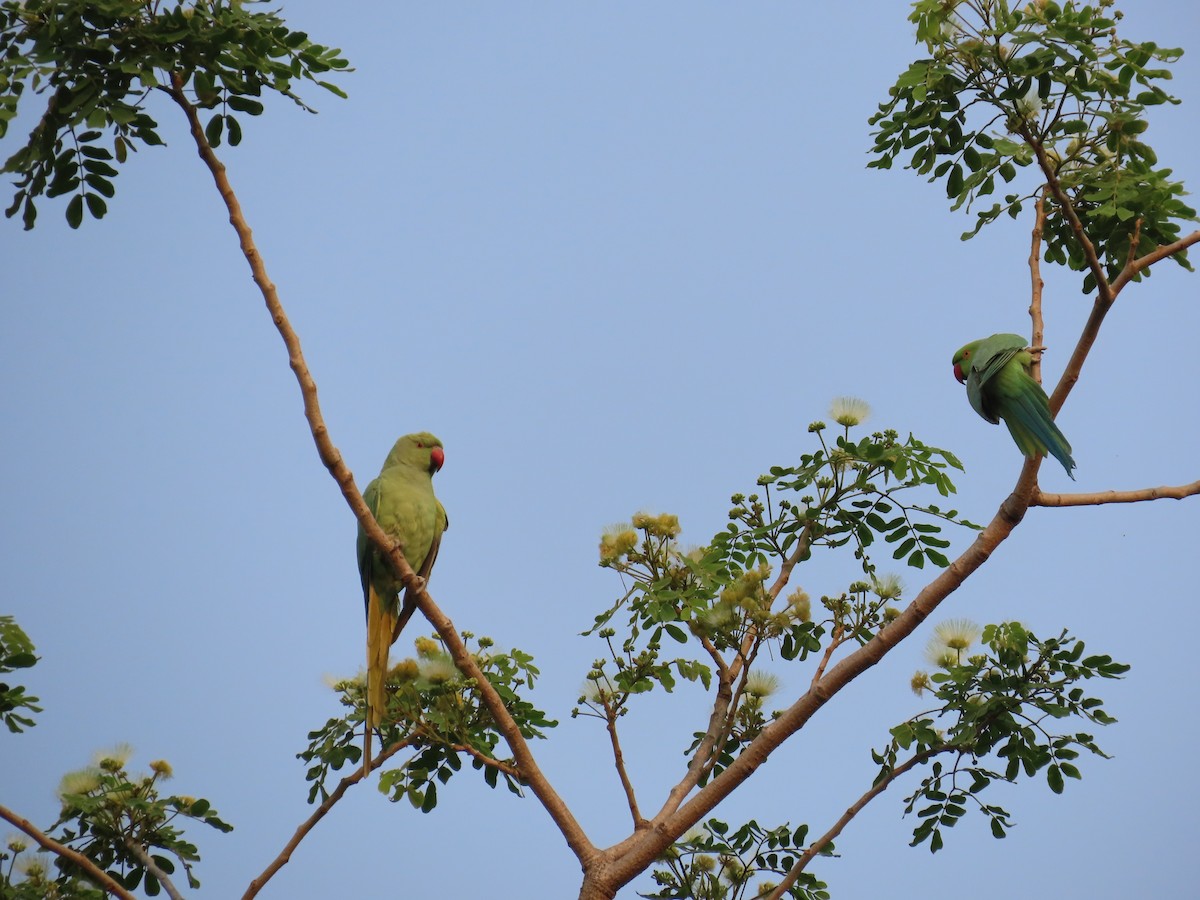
[766,748,949,899]
[604,706,645,827]
[164,73,597,874]
[449,743,523,781]
[808,622,844,689]
[1032,480,1200,507]
[1021,124,1112,306]
[0,803,135,899]
[122,838,185,900]
[1111,227,1200,295]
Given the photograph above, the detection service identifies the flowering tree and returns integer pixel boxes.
[2,1,1197,898]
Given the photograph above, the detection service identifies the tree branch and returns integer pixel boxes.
[0,803,135,899]
[1032,479,1200,507]
[164,74,596,870]
[122,838,185,900]
[766,522,815,602]
[449,743,523,781]
[766,747,950,899]
[1049,225,1200,418]
[603,706,645,828]
[809,621,845,690]
[1028,189,1048,383]
[644,670,735,831]
[242,737,413,899]
[1111,228,1200,295]
[600,463,1043,890]
[1018,129,1123,417]
[1023,125,1113,307]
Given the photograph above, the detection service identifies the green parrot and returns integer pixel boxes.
[357,432,448,773]
[952,333,1075,479]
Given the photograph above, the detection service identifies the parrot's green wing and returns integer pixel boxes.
[967,333,1027,423]
[357,477,382,620]
[391,500,448,642]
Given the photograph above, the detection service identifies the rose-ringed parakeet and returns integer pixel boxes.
[952,333,1075,479]
[357,432,448,773]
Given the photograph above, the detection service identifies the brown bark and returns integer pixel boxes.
[0,803,135,899]
[163,74,598,887]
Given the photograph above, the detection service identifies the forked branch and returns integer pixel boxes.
[766,747,950,899]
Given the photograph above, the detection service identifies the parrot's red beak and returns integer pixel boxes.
[953,363,965,385]
[430,446,445,472]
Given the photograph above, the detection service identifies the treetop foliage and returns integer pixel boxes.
[0,0,349,229]
[869,0,1195,292]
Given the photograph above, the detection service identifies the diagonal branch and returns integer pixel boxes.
[766,747,951,899]
[1048,224,1200,416]
[1023,125,1113,307]
[242,737,413,900]
[1018,128,1120,417]
[163,73,596,870]
[1111,228,1200,295]
[600,462,1043,890]
[638,669,735,838]
[0,803,135,899]
[603,704,644,827]
[449,743,523,781]
[1032,479,1200,507]
[122,838,185,900]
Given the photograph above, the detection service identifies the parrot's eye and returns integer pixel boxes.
[416,441,424,448]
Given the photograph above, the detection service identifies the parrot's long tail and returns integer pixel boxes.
[1003,386,1076,479]
[364,586,397,776]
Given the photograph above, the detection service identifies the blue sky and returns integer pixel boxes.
[3,2,1198,897]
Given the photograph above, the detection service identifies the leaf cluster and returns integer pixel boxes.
[302,633,556,813]
[0,0,349,228]
[869,0,1195,291]
[587,416,976,788]
[644,819,830,900]
[876,622,1127,853]
[44,753,231,896]
[0,615,41,732]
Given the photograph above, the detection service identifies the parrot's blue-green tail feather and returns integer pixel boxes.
[1002,389,1076,479]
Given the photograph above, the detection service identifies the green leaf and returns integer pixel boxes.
[1047,764,1064,794]
[66,195,84,229]
[421,781,438,813]
[85,192,107,220]
[205,113,224,147]
[227,95,265,115]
